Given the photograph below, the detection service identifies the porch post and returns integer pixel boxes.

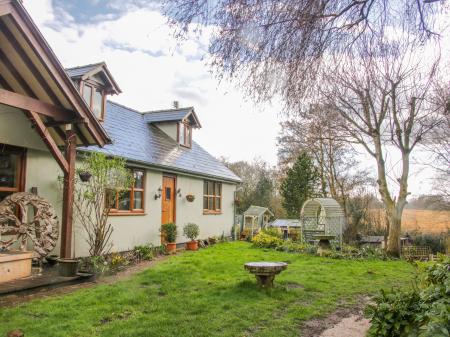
[60,126,76,258]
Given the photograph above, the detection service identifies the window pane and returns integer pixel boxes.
[208,197,214,210]
[165,187,171,201]
[185,125,191,146]
[0,153,18,188]
[82,84,92,106]
[216,197,221,210]
[179,123,185,144]
[208,181,213,195]
[0,191,11,202]
[203,196,208,209]
[92,88,103,118]
[203,181,207,195]
[134,170,144,189]
[118,190,131,210]
[134,191,143,209]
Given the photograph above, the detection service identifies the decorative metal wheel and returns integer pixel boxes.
[0,192,59,258]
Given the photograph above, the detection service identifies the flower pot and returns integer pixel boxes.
[58,258,79,277]
[186,194,195,202]
[78,171,92,182]
[165,242,177,253]
[186,240,198,251]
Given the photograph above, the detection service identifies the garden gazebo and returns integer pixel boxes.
[300,198,346,246]
[243,206,274,238]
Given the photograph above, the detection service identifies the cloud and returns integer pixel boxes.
[22,0,282,167]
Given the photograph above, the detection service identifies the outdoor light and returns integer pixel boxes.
[154,187,162,200]
[176,188,182,197]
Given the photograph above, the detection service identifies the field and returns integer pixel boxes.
[369,209,450,234]
[402,209,450,234]
[0,242,415,337]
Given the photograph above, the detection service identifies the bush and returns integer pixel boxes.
[134,244,154,261]
[262,227,283,238]
[366,256,450,336]
[183,223,200,241]
[161,223,177,243]
[252,232,283,248]
[411,233,446,254]
[288,228,301,241]
[110,253,128,271]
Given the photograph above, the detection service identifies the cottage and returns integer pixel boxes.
[0,0,241,258]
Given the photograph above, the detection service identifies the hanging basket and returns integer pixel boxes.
[186,194,195,202]
[78,171,92,182]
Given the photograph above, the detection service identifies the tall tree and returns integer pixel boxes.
[315,31,445,256]
[280,153,319,218]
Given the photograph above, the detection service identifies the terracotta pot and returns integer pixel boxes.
[165,242,177,253]
[186,240,198,251]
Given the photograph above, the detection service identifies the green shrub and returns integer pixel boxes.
[134,244,154,261]
[275,240,314,253]
[161,223,177,242]
[262,227,283,238]
[183,223,200,241]
[252,232,283,248]
[366,256,450,336]
[288,228,301,241]
[412,233,446,254]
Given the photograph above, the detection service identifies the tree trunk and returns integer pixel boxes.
[386,205,403,257]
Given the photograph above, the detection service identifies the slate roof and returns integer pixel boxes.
[83,101,241,183]
[144,109,192,123]
[66,63,103,78]
[270,219,301,228]
[244,206,274,217]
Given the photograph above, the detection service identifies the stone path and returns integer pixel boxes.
[319,314,370,337]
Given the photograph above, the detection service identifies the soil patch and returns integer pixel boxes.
[300,297,371,337]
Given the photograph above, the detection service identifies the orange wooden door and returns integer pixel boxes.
[161,176,176,226]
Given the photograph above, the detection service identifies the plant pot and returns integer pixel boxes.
[165,242,177,253]
[46,255,59,266]
[78,171,92,182]
[58,258,79,277]
[186,240,198,251]
[186,194,195,202]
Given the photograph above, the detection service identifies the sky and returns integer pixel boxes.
[21,0,443,197]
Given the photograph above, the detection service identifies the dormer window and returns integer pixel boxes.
[81,82,105,120]
[178,122,192,148]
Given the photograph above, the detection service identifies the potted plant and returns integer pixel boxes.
[185,193,195,202]
[78,170,92,182]
[161,223,177,253]
[183,223,200,251]
[58,258,79,277]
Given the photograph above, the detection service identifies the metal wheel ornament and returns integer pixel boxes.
[0,192,59,258]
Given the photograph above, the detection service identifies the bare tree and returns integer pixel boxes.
[166,0,443,106]
[278,105,373,225]
[315,31,445,256]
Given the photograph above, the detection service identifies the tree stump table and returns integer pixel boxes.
[314,235,335,256]
[244,262,287,288]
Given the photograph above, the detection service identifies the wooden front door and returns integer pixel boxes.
[161,176,176,225]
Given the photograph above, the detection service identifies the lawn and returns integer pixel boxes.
[0,242,415,337]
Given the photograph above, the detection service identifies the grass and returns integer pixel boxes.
[0,242,415,337]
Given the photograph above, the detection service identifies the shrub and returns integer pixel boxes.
[80,255,109,274]
[183,223,200,241]
[288,228,301,241]
[411,233,446,254]
[161,223,177,243]
[366,256,450,336]
[134,244,154,261]
[110,253,129,271]
[275,240,315,253]
[262,227,283,238]
[252,232,283,248]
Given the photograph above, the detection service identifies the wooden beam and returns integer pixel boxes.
[0,88,74,121]
[25,110,69,173]
[60,128,76,258]
[0,3,12,17]
[0,48,36,97]
[0,19,64,107]
[73,124,90,147]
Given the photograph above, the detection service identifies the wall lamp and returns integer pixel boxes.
[154,187,162,200]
